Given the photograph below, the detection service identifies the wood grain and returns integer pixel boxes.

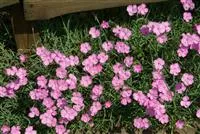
[24,0,167,20]
[10,4,39,53]
[0,0,18,8]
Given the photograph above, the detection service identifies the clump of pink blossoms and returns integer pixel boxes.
[175,82,186,94]
[89,27,100,38]
[114,41,130,54]
[82,52,108,76]
[177,33,200,58]
[133,117,150,129]
[180,0,195,22]
[170,63,181,76]
[100,20,110,29]
[120,87,132,105]
[0,66,28,98]
[1,125,37,134]
[102,41,114,52]
[127,4,148,16]
[175,120,185,129]
[180,96,191,108]
[112,26,132,40]
[140,21,171,44]
[19,54,27,63]
[133,58,174,124]
[181,73,194,86]
[80,42,91,54]
[91,85,103,101]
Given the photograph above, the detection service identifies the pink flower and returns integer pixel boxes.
[56,67,67,79]
[175,120,185,129]
[102,41,113,52]
[81,113,91,123]
[112,26,132,40]
[196,109,200,118]
[37,75,47,88]
[80,75,92,87]
[180,96,191,108]
[97,52,109,64]
[80,42,91,54]
[55,125,66,134]
[112,75,124,90]
[154,58,165,70]
[175,82,186,94]
[42,97,54,108]
[137,4,148,15]
[50,90,62,99]
[158,114,169,124]
[28,107,40,118]
[195,24,200,35]
[56,98,67,109]
[156,34,168,44]
[180,0,195,11]
[40,112,57,127]
[19,54,27,63]
[183,12,192,22]
[25,126,37,134]
[133,117,150,129]
[140,25,151,36]
[181,73,194,86]
[60,106,78,121]
[29,88,49,100]
[127,5,137,16]
[177,47,188,57]
[1,125,10,134]
[170,63,181,76]
[89,27,100,38]
[120,89,132,105]
[91,85,103,101]
[104,101,112,108]
[100,21,110,29]
[36,46,53,66]
[115,42,130,54]
[71,92,84,111]
[133,64,143,73]
[124,56,133,67]
[133,91,148,106]
[89,101,102,116]
[10,126,21,134]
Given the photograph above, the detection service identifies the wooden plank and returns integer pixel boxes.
[24,0,167,20]
[10,4,39,53]
[0,0,18,8]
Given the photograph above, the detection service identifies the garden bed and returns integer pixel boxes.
[0,0,200,134]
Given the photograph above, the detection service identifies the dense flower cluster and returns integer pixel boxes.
[0,125,37,134]
[133,58,173,125]
[82,52,108,76]
[133,117,150,129]
[81,85,104,124]
[180,0,195,22]
[112,26,132,40]
[177,32,200,57]
[140,21,171,44]
[0,66,28,98]
[127,4,148,16]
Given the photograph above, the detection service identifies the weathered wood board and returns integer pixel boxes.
[10,4,39,53]
[0,0,18,8]
[24,0,167,20]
